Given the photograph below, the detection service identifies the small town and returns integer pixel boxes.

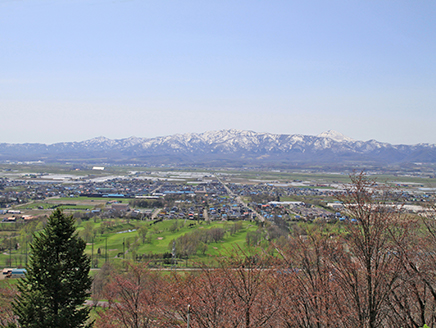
[2,0,435,326]
[1,166,434,225]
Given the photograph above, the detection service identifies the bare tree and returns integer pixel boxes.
[218,249,282,328]
[95,262,168,328]
[276,228,350,328]
[167,248,281,328]
[167,266,235,328]
[0,282,18,327]
[386,206,436,327]
[329,173,406,328]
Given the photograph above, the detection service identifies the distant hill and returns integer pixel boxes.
[1,129,436,167]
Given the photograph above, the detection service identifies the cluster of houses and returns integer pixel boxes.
[1,209,38,223]
[1,171,435,224]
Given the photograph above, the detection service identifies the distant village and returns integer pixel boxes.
[1,169,434,225]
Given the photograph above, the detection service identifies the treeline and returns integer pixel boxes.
[129,199,164,208]
[0,219,45,267]
[246,223,288,247]
[170,222,243,257]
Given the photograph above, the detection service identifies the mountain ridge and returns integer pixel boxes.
[1,129,435,166]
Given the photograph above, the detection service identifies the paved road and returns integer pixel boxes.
[214,174,265,222]
[151,208,162,219]
[203,208,209,221]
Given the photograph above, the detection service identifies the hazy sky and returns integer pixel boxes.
[1,0,435,145]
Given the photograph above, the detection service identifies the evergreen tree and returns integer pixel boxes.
[13,209,92,328]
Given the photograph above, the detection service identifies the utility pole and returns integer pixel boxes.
[172,240,176,270]
[9,238,12,267]
[25,240,27,267]
[187,304,191,328]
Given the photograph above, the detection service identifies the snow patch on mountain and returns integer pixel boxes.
[1,129,436,164]
[317,130,355,143]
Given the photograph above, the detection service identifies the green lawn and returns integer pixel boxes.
[80,219,259,268]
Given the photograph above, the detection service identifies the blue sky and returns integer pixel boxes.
[1,0,435,144]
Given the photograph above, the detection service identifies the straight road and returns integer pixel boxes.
[214,174,265,222]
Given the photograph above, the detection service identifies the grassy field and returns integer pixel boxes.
[226,171,436,187]
[81,218,259,268]
[3,163,435,186]
[0,218,260,269]
[10,197,130,219]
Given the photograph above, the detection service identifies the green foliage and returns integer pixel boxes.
[129,199,164,208]
[169,227,226,257]
[137,225,148,244]
[13,209,92,328]
[246,229,263,247]
[80,219,257,265]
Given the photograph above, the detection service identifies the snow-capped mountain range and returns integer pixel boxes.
[1,129,435,166]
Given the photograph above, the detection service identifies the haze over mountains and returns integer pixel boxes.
[1,129,435,167]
